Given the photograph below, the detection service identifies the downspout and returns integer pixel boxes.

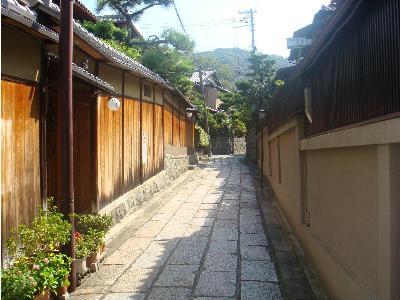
[58,0,76,291]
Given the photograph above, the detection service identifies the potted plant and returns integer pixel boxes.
[1,266,37,300]
[4,198,73,299]
[75,214,112,254]
[85,229,102,267]
[6,198,71,260]
[30,253,72,299]
[74,232,90,274]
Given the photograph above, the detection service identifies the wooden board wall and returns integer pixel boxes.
[186,120,194,148]
[141,102,154,181]
[97,96,123,209]
[46,85,96,214]
[172,109,180,146]
[154,105,163,173]
[179,113,186,147]
[72,91,96,213]
[1,80,41,244]
[123,98,141,192]
[163,102,172,145]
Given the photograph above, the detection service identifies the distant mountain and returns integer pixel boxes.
[196,48,292,91]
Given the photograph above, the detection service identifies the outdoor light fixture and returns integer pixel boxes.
[187,108,195,119]
[108,97,120,111]
[259,109,266,120]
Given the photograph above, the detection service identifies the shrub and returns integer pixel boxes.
[75,214,112,235]
[30,253,72,294]
[75,232,91,259]
[1,267,37,300]
[6,198,71,260]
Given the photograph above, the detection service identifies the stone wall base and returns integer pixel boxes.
[100,154,190,224]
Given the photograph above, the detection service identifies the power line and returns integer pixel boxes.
[239,9,257,53]
[171,0,212,156]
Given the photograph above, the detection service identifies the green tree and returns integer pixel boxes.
[95,0,172,38]
[82,20,141,60]
[140,29,196,94]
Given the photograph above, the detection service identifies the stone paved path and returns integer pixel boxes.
[71,156,282,299]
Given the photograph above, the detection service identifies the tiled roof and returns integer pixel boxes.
[1,0,59,41]
[190,70,215,85]
[47,52,116,93]
[1,0,36,20]
[2,0,194,108]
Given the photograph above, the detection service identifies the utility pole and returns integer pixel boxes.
[198,68,212,157]
[239,8,257,53]
[59,0,76,291]
[172,0,212,156]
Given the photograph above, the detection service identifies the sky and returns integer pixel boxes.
[81,0,331,57]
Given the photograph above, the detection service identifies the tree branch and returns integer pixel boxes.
[129,1,163,17]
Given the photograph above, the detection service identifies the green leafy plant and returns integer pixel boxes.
[30,253,72,294]
[1,266,37,300]
[6,198,71,260]
[75,232,91,259]
[75,214,112,235]
[85,229,104,253]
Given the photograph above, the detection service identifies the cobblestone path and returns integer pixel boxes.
[72,156,282,299]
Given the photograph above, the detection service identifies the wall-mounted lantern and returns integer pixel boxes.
[259,109,266,120]
[187,108,197,119]
[108,97,120,111]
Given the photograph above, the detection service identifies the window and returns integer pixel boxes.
[143,84,152,98]
[304,88,312,123]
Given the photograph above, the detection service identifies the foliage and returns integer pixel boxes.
[275,79,285,87]
[194,124,209,153]
[1,267,37,300]
[196,48,291,91]
[6,198,71,259]
[95,0,172,39]
[104,39,141,60]
[235,54,276,125]
[82,20,141,60]
[96,0,172,20]
[75,214,112,235]
[29,253,72,293]
[75,214,112,253]
[140,29,196,94]
[74,232,91,259]
[86,229,104,253]
[83,20,129,44]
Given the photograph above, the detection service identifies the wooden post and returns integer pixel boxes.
[162,90,165,171]
[121,71,125,191]
[152,85,156,175]
[171,95,174,146]
[139,78,143,184]
[39,45,48,210]
[58,0,75,291]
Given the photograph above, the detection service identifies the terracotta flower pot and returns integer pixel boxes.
[86,251,100,267]
[56,285,68,297]
[34,290,50,300]
[74,257,87,274]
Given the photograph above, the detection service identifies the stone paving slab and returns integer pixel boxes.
[241,281,282,300]
[194,271,236,297]
[71,156,289,300]
[155,264,199,287]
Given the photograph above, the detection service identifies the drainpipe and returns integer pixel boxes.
[59,0,76,291]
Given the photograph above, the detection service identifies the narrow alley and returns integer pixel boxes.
[70,156,307,299]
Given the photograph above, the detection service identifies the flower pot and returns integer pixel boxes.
[100,243,106,253]
[35,290,50,300]
[86,251,100,267]
[74,257,87,274]
[55,286,68,297]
